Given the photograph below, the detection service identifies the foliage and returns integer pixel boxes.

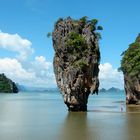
[91,19,98,25]
[65,32,87,51]
[47,32,52,38]
[73,16,103,34]
[90,19,103,33]
[53,17,102,71]
[64,32,89,69]
[0,74,12,92]
[74,59,88,69]
[0,73,18,93]
[120,34,140,77]
[97,26,103,30]
[79,16,88,25]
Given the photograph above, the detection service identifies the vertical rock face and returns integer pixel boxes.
[0,73,18,93]
[124,74,140,104]
[52,17,101,111]
[121,34,140,104]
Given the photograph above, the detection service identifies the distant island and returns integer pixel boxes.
[0,74,18,93]
[99,87,124,93]
[18,85,58,92]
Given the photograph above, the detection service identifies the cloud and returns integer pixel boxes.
[31,56,52,77]
[0,31,34,60]
[99,63,124,89]
[0,57,56,88]
[0,58,35,82]
[0,31,56,88]
[30,56,56,87]
[34,56,52,71]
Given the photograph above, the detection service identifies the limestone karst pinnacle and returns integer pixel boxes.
[120,34,140,104]
[52,17,102,111]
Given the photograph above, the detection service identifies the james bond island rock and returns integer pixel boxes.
[120,34,140,104]
[0,73,18,93]
[52,17,102,111]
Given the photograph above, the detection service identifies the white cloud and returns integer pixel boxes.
[0,31,56,88]
[30,56,56,87]
[28,56,55,82]
[0,31,34,60]
[32,56,52,70]
[0,57,56,88]
[0,58,35,83]
[99,63,124,89]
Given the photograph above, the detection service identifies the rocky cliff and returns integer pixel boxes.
[0,73,18,93]
[52,17,102,111]
[120,34,140,104]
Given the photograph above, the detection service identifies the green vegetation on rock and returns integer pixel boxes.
[63,17,102,69]
[52,16,102,111]
[74,59,88,69]
[120,34,140,77]
[65,32,87,51]
[47,32,52,38]
[0,74,18,93]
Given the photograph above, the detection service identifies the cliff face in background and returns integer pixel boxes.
[52,17,102,111]
[0,74,18,93]
[121,34,140,104]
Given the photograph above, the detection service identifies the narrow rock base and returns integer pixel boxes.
[67,104,87,112]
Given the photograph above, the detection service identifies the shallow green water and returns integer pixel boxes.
[0,92,139,140]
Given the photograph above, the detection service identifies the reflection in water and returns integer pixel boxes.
[59,112,92,140]
[125,106,140,140]
[126,105,140,113]
[59,111,129,140]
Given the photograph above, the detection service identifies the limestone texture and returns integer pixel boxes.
[121,34,140,104]
[52,17,101,111]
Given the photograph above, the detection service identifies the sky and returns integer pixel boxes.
[0,0,140,89]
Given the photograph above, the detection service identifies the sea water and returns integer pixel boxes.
[0,91,139,140]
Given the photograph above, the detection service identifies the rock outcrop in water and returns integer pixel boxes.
[120,34,140,104]
[52,17,102,111]
[0,73,18,93]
